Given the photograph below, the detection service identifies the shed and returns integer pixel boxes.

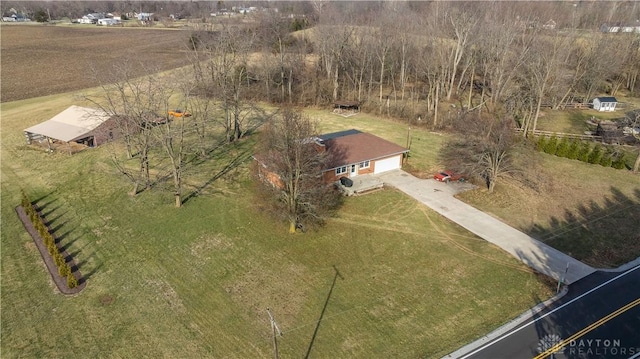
[24,105,115,153]
[592,97,617,112]
[332,100,360,117]
[333,100,360,111]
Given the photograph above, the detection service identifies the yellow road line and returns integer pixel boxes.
[534,297,640,359]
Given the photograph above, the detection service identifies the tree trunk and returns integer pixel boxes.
[332,66,339,101]
[433,84,440,128]
[488,178,496,193]
[531,82,547,137]
[288,67,293,103]
[634,151,640,173]
[379,52,386,113]
[400,41,406,101]
[289,220,296,234]
[467,64,474,109]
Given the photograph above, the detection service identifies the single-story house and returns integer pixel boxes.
[318,129,409,182]
[3,14,30,22]
[542,19,556,30]
[97,18,120,26]
[592,97,618,112]
[254,129,409,187]
[79,13,105,24]
[24,105,117,152]
[136,12,154,21]
[600,22,640,33]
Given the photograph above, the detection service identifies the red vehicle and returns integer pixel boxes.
[433,170,465,183]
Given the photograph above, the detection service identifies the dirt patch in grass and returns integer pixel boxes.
[1,24,192,102]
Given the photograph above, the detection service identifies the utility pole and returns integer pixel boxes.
[556,263,569,294]
[266,308,283,359]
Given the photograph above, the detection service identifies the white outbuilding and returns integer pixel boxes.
[592,97,618,112]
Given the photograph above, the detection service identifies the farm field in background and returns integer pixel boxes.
[0,24,192,102]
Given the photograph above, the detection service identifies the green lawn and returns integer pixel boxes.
[1,93,554,358]
[537,95,640,133]
[457,154,640,268]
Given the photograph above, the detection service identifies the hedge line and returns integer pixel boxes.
[20,190,78,289]
[535,136,626,169]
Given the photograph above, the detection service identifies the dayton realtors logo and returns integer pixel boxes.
[567,338,639,356]
[537,334,565,357]
[536,334,640,358]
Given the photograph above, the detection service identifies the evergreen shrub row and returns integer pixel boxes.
[536,136,626,169]
[20,190,78,289]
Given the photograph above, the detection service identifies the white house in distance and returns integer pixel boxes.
[136,12,154,21]
[78,13,105,24]
[600,21,640,33]
[592,97,618,112]
[97,18,120,26]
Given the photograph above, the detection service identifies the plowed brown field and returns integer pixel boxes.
[1,24,193,102]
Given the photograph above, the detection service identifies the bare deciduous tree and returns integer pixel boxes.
[257,109,342,233]
[86,62,171,196]
[440,113,520,193]
[521,33,568,136]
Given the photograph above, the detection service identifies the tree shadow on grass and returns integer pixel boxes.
[525,187,640,268]
[181,144,254,205]
[31,192,54,209]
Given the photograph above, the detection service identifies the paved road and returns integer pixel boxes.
[378,170,596,284]
[449,265,640,359]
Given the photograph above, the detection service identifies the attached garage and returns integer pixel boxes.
[373,155,402,174]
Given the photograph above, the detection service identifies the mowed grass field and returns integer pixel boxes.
[486,98,640,268]
[0,24,192,102]
[1,88,555,358]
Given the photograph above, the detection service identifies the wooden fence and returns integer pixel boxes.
[540,103,590,110]
[515,128,603,141]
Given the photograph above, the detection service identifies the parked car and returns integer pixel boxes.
[433,170,465,183]
[168,109,191,117]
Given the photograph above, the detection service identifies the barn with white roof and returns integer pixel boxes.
[24,105,116,153]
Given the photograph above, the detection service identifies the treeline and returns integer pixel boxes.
[185,1,640,132]
[83,2,639,204]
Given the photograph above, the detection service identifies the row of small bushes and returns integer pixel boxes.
[535,136,627,169]
[21,190,78,289]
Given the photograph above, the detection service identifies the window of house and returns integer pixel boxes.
[359,160,370,169]
[336,166,347,175]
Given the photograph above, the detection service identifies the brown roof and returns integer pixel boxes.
[321,130,408,169]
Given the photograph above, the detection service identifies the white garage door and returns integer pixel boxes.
[373,155,402,174]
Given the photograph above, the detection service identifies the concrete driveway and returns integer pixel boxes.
[377,170,596,284]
